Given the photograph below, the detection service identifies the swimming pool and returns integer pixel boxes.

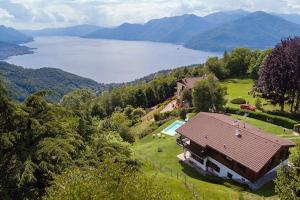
[162,120,185,136]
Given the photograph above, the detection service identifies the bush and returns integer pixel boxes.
[230,98,246,105]
[265,110,300,121]
[157,147,163,152]
[255,98,263,110]
[179,109,186,120]
[153,110,178,122]
[225,107,297,129]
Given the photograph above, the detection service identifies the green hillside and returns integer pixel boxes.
[0,62,101,101]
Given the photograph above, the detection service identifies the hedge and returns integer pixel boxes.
[225,107,297,129]
[265,110,300,121]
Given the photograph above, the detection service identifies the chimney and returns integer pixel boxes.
[235,129,241,138]
[233,120,240,127]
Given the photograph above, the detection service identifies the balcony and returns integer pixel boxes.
[177,136,206,158]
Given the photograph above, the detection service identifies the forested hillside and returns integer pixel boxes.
[0,62,103,101]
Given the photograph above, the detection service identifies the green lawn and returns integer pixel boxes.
[221,79,279,111]
[133,119,278,200]
[231,114,300,142]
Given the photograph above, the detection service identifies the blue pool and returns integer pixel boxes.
[162,120,185,136]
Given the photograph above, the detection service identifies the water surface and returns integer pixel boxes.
[7,37,220,83]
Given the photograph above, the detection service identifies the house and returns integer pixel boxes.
[176,112,294,189]
[176,75,218,108]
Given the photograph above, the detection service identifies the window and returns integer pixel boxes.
[206,160,220,173]
[191,153,204,164]
[227,172,233,179]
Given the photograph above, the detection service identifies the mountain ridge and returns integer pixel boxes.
[185,11,300,51]
[22,24,101,37]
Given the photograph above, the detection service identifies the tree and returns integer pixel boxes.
[247,49,271,79]
[144,86,156,107]
[192,75,227,112]
[0,91,83,199]
[225,48,252,77]
[182,88,192,105]
[275,142,300,200]
[43,160,171,200]
[60,89,96,111]
[258,37,300,112]
[179,109,186,120]
[205,57,227,79]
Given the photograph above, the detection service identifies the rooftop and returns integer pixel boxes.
[176,112,294,173]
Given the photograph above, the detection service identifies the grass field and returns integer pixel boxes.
[133,118,280,200]
[221,79,280,111]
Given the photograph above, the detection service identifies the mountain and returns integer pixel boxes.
[141,14,212,43]
[0,62,103,101]
[85,23,144,40]
[0,42,33,60]
[0,25,32,44]
[84,14,212,44]
[274,13,300,25]
[185,11,300,51]
[23,24,101,37]
[203,9,250,27]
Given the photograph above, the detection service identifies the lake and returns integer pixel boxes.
[7,37,221,83]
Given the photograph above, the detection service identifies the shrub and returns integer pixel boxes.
[225,107,297,129]
[230,98,246,105]
[265,110,300,121]
[255,98,263,110]
[179,109,186,120]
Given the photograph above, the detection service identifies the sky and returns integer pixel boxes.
[0,0,300,29]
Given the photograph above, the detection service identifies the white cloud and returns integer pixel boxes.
[0,8,14,21]
[1,0,300,29]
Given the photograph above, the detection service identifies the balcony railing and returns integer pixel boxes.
[177,136,206,158]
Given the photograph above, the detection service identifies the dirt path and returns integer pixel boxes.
[160,100,176,113]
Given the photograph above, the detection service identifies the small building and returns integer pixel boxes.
[176,112,294,189]
[176,75,217,108]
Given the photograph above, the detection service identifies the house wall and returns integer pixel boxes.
[255,146,291,180]
[206,146,257,181]
[206,156,251,184]
[185,150,251,184]
[185,142,292,183]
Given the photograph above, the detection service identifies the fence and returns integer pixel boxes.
[134,151,203,200]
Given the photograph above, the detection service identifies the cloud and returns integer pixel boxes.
[0,8,14,23]
[0,0,300,29]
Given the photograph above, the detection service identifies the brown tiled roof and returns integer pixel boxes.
[176,112,294,173]
[177,75,219,89]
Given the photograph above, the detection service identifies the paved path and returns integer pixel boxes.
[160,100,176,113]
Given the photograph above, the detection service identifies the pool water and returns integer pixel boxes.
[162,120,185,136]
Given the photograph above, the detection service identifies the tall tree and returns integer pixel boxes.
[225,48,252,77]
[258,37,300,112]
[192,74,227,112]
